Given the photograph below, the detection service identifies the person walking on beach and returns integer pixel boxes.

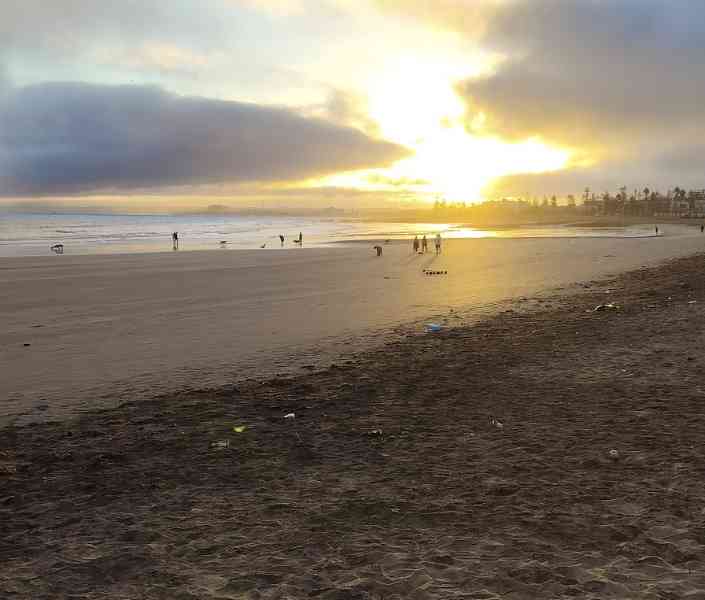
[172,231,179,250]
[373,245,383,257]
[435,233,442,255]
[700,224,704,233]
[655,225,659,236]
[421,235,428,253]
[413,236,419,253]
[279,234,285,246]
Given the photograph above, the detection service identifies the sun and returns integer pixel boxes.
[316,56,571,203]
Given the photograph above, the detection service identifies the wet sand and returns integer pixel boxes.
[3,228,705,423]
[3,253,705,598]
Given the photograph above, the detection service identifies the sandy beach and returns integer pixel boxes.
[2,228,705,424]
[3,252,705,598]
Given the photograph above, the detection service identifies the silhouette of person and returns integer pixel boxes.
[298,232,303,246]
[172,231,179,250]
[701,224,704,233]
[655,226,659,235]
[435,233,442,255]
[279,234,285,246]
[421,235,428,253]
[374,245,383,257]
[413,236,419,253]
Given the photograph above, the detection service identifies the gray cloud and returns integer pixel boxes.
[458,0,705,154]
[0,1,228,57]
[0,65,9,96]
[485,147,705,199]
[0,82,409,196]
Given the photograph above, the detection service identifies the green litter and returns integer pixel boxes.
[233,425,247,433]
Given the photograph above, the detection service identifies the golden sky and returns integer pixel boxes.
[1,1,703,209]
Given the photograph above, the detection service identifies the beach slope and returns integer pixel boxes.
[2,254,705,598]
[3,230,705,422]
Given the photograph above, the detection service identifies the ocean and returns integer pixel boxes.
[0,212,659,257]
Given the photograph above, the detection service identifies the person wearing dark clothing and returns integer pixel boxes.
[413,236,419,253]
[279,234,285,246]
[172,231,179,250]
[421,235,428,253]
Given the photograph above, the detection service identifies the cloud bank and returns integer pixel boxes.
[449,0,705,193]
[0,82,408,196]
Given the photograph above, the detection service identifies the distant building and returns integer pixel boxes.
[688,190,705,217]
[582,198,603,215]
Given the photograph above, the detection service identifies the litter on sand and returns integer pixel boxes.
[593,303,619,312]
[426,323,443,333]
[284,413,296,419]
[233,425,247,433]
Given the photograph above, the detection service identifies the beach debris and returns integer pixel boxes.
[490,418,504,430]
[210,440,230,450]
[232,425,247,433]
[423,269,448,275]
[426,323,443,333]
[219,240,228,246]
[608,449,620,460]
[368,429,383,436]
[593,302,619,312]
[284,412,296,420]
[50,244,64,254]
[689,300,698,304]
[260,243,266,248]
[23,343,31,347]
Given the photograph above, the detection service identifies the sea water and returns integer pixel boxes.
[0,212,659,257]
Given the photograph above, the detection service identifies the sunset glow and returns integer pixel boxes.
[3,1,700,209]
[318,59,571,202]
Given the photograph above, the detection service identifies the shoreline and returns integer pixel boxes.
[1,213,696,259]
[3,254,705,597]
[4,233,705,425]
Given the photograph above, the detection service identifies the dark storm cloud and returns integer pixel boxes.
[0,82,409,196]
[458,0,705,152]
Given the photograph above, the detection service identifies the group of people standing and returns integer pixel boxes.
[171,230,445,252]
[278,233,303,246]
[413,233,442,255]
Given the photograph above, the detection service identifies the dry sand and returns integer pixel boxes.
[3,253,705,598]
[3,228,705,424]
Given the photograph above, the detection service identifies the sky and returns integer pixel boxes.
[1,0,704,210]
